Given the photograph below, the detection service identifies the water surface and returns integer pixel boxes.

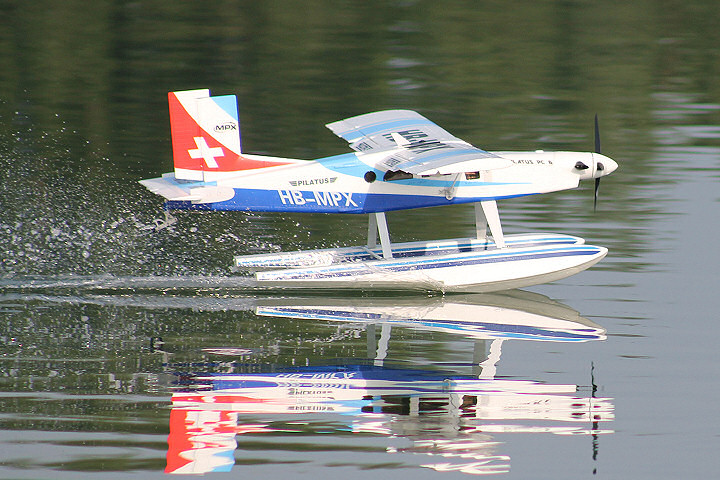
[2,1,720,478]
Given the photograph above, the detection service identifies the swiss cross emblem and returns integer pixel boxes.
[188,136,224,168]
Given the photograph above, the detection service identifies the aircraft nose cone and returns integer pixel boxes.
[593,153,618,177]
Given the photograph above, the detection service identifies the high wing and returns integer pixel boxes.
[326,110,512,175]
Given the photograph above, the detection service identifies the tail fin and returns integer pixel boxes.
[168,89,292,181]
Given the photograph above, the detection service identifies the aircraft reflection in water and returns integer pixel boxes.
[165,292,614,475]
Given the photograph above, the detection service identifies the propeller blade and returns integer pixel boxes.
[594,177,600,210]
[593,115,601,210]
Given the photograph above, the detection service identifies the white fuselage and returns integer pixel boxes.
[146,150,617,213]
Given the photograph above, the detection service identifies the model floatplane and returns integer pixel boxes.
[140,89,618,292]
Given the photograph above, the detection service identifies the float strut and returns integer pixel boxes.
[367,212,393,259]
[478,200,505,248]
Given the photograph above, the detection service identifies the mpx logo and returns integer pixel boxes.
[214,122,238,132]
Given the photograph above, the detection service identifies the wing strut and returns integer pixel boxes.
[367,212,393,259]
[475,201,505,248]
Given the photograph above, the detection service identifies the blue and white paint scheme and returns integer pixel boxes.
[140,89,618,292]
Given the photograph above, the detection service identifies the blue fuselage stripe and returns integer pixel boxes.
[166,189,530,214]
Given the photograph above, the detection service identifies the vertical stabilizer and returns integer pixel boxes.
[167,88,294,182]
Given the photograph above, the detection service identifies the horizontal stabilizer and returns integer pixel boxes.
[139,175,194,201]
[139,174,235,203]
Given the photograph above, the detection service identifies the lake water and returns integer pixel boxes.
[1,1,719,478]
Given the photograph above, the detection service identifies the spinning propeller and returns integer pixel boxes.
[573,115,614,210]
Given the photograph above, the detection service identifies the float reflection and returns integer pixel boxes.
[166,292,613,475]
